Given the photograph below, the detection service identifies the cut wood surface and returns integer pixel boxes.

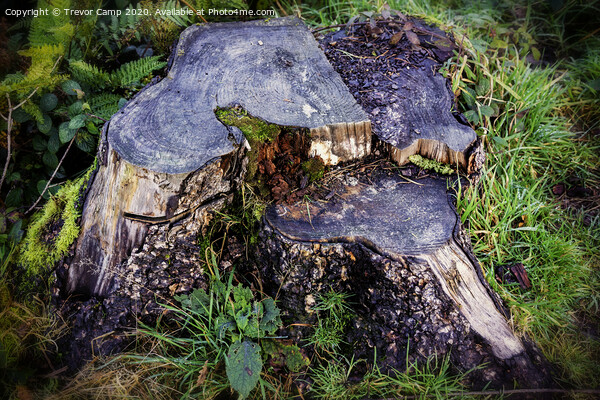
[321,21,477,169]
[109,16,370,174]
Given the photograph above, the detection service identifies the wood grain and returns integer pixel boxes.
[109,17,371,174]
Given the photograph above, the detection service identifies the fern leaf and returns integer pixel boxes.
[69,60,110,89]
[88,93,122,120]
[21,101,44,124]
[29,0,73,47]
[109,56,166,87]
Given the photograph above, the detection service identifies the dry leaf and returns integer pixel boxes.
[403,21,414,31]
[195,360,209,387]
[406,30,420,46]
[390,31,403,45]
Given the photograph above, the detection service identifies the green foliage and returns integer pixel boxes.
[309,351,468,400]
[28,0,74,47]
[0,250,65,399]
[408,154,455,175]
[226,339,262,399]
[110,56,167,87]
[161,266,283,398]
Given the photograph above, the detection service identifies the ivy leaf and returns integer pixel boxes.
[259,298,282,335]
[59,122,76,144]
[37,114,53,134]
[69,114,87,130]
[40,93,58,112]
[226,340,262,399]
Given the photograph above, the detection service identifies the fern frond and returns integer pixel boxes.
[110,56,166,87]
[21,100,43,123]
[70,60,110,89]
[29,0,73,47]
[88,93,122,120]
[7,45,67,98]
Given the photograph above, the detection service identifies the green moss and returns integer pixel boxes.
[18,166,94,276]
[408,154,455,175]
[301,157,325,183]
[215,106,280,145]
[215,106,281,188]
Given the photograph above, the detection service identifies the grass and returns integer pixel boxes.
[282,0,600,391]
[2,0,600,398]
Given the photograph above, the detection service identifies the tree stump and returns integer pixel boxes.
[65,17,370,297]
[55,16,552,388]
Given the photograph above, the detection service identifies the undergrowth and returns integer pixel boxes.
[2,0,599,398]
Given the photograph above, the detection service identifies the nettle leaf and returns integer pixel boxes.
[47,132,60,153]
[260,298,282,335]
[175,288,210,315]
[12,108,32,123]
[37,114,53,134]
[40,93,58,112]
[69,100,83,117]
[59,122,76,143]
[32,135,48,151]
[76,131,96,153]
[6,188,23,207]
[226,340,262,399]
[43,151,59,168]
[37,179,47,195]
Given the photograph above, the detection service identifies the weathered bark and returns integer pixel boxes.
[257,167,551,387]
[66,17,370,297]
